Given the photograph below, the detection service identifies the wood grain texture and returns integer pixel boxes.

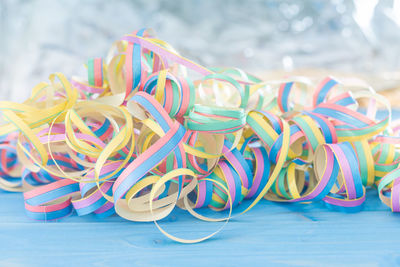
[1,190,400,266]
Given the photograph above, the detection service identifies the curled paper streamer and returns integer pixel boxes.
[1,28,400,243]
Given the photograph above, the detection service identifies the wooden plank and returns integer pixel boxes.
[1,189,400,266]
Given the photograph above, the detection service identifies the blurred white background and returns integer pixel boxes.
[1,0,400,101]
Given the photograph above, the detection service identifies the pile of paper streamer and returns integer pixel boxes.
[0,29,399,243]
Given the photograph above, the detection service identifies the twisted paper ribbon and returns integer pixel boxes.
[0,29,399,243]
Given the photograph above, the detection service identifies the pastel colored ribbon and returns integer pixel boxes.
[0,28,399,243]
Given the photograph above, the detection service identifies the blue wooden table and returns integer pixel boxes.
[2,110,400,267]
[2,190,400,266]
